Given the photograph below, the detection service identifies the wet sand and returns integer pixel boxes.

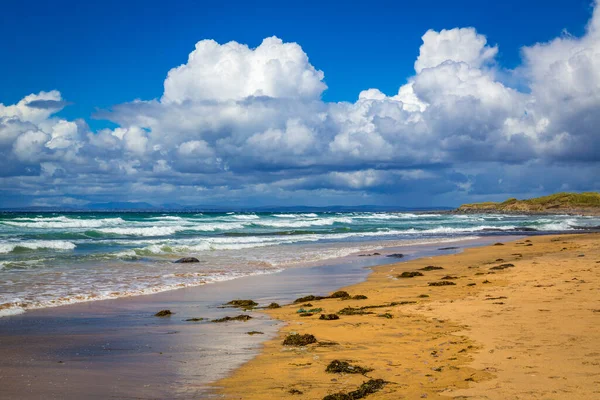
[0,237,497,399]
[214,233,600,399]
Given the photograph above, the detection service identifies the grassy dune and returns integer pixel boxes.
[457,192,600,215]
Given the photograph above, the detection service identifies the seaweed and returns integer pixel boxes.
[428,281,456,286]
[323,379,387,400]
[398,271,424,278]
[482,280,491,284]
[302,303,313,307]
[490,263,515,270]
[420,265,444,271]
[185,317,204,321]
[297,308,322,313]
[418,294,430,298]
[226,299,258,308]
[466,283,476,287]
[266,302,281,309]
[441,275,458,280]
[378,313,393,319]
[211,314,252,323]
[325,360,373,375]
[330,291,351,298]
[283,334,317,346]
[351,295,368,300]
[294,295,326,303]
[319,314,340,320]
[246,331,264,335]
[154,309,172,317]
[338,307,375,315]
[317,341,340,347]
[289,389,303,395]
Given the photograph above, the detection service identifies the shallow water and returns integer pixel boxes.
[0,236,508,399]
[1,211,597,316]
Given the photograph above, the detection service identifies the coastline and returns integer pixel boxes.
[213,233,600,399]
[0,236,497,399]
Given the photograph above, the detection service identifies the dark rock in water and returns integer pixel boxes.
[246,331,264,335]
[493,243,505,246]
[438,246,459,250]
[398,271,424,278]
[185,317,204,322]
[266,302,281,309]
[173,257,199,263]
[211,314,252,323]
[358,252,381,257]
[386,253,404,258]
[155,309,172,317]
[319,314,340,320]
[226,299,258,308]
[283,333,317,346]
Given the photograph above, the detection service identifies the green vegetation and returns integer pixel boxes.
[458,192,600,214]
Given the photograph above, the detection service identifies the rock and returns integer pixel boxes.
[226,299,258,308]
[438,246,459,250]
[386,253,404,258]
[398,271,424,278]
[266,302,281,309]
[420,265,444,271]
[154,309,172,317]
[330,291,350,298]
[173,257,199,263]
[211,314,252,323]
[319,314,340,320]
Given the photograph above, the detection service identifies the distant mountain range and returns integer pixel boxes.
[0,202,452,213]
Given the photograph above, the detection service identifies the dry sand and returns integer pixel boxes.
[213,234,600,399]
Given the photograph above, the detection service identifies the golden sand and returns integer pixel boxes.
[214,234,600,399]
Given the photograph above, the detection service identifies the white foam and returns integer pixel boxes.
[3,217,125,229]
[0,240,76,253]
[255,217,353,228]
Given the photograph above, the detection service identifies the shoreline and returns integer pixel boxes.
[0,236,500,399]
[213,233,600,399]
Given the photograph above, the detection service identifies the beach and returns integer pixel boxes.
[214,233,600,399]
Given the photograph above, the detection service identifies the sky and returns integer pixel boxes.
[0,0,599,208]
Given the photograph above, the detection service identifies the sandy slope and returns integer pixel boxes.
[213,234,600,399]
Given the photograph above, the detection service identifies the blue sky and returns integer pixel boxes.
[0,0,599,208]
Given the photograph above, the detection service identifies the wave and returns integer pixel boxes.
[229,214,260,220]
[254,217,353,228]
[3,217,125,229]
[272,213,319,218]
[97,222,246,236]
[0,240,76,253]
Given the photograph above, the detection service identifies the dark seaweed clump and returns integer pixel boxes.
[351,295,368,300]
[323,379,387,400]
[378,313,393,319]
[319,314,340,320]
[420,265,444,271]
[338,307,375,316]
[283,334,317,346]
[226,299,258,308]
[297,308,322,313]
[154,309,172,317]
[299,313,313,317]
[441,275,458,280]
[246,331,264,335]
[294,295,326,303]
[428,281,456,286]
[398,271,424,278]
[211,314,252,323]
[489,263,515,270]
[330,291,351,298]
[289,389,303,395]
[326,360,373,375]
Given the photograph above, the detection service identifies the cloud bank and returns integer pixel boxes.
[2,4,600,207]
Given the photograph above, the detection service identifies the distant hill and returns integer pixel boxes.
[457,192,600,215]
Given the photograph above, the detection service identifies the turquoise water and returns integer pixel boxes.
[0,211,598,316]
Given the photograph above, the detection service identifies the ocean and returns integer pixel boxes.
[1,211,598,317]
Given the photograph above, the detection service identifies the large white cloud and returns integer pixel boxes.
[162,36,327,103]
[2,3,600,206]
